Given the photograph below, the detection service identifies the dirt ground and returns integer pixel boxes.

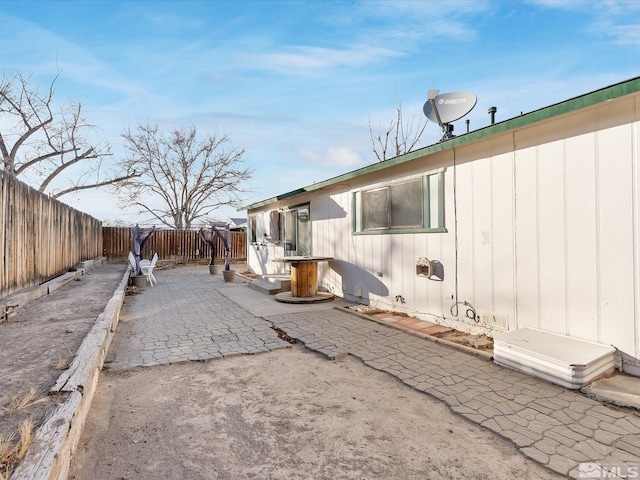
[0,264,127,461]
[69,346,561,480]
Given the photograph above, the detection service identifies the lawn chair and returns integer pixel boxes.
[128,251,136,271]
[140,253,158,286]
[129,251,151,271]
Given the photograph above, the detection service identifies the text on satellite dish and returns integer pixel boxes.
[439,98,467,105]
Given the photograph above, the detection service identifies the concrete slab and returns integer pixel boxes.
[274,291,334,304]
[218,284,348,317]
[247,274,292,295]
[247,279,281,295]
[583,373,640,409]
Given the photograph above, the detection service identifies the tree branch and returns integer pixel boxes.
[368,102,428,162]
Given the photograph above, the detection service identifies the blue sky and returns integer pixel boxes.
[1,0,639,226]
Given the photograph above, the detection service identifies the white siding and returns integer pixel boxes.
[597,124,635,352]
[564,132,599,341]
[491,152,516,329]
[537,140,567,334]
[471,158,493,318]
[514,145,540,330]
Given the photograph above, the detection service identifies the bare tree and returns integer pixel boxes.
[116,124,253,230]
[0,71,138,198]
[368,101,428,162]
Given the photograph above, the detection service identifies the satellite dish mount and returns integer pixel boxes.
[423,89,477,142]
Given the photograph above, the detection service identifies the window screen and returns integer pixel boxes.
[362,187,389,230]
[390,179,423,228]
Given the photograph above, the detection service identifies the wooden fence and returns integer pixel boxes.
[0,171,103,299]
[102,227,247,263]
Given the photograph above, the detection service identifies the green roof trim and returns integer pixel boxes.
[242,76,640,212]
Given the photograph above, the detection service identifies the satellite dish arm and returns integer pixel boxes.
[428,98,445,130]
[426,88,450,137]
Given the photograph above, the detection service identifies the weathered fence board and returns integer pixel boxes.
[102,227,247,263]
[0,172,102,299]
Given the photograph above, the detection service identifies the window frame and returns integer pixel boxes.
[352,169,446,235]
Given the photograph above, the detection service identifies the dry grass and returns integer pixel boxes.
[125,285,143,296]
[55,350,74,370]
[1,388,47,415]
[0,433,14,480]
[15,419,33,460]
[0,418,34,479]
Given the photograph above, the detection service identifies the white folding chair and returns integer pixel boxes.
[129,251,150,269]
[140,253,158,286]
[128,251,136,271]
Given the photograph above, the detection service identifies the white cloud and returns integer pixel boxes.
[528,0,640,48]
[292,145,363,168]
[242,45,403,76]
[351,0,488,45]
[326,147,362,168]
[524,0,590,9]
[604,23,640,46]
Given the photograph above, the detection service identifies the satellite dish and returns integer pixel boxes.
[423,92,477,123]
[423,91,477,141]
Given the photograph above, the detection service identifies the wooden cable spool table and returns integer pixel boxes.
[272,256,334,303]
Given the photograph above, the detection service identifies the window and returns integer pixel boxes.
[249,214,263,243]
[354,170,445,234]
